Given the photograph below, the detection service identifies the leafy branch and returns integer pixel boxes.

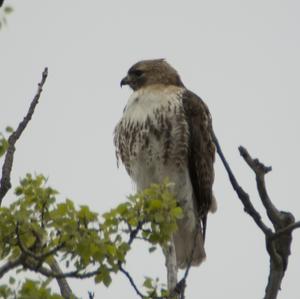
[0,173,183,298]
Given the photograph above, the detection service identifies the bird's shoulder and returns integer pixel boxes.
[180,89,211,118]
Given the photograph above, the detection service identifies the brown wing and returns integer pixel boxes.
[182,90,215,240]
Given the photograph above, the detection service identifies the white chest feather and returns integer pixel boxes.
[114,85,189,190]
[123,86,183,123]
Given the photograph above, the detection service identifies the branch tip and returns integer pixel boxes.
[239,146,272,174]
[0,68,48,204]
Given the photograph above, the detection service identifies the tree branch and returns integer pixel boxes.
[47,257,76,299]
[24,259,113,280]
[212,132,272,235]
[0,68,78,299]
[239,146,285,227]
[0,257,22,278]
[238,147,296,299]
[213,132,299,299]
[272,221,300,239]
[0,67,48,205]
[16,222,64,260]
[118,263,146,299]
[164,238,177,297]
[16,224,74,298]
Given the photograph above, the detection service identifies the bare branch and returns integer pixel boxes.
[0,67,48,205]
[212,132,272,235]
[213,131,299,299]
[0,67,78,299]
[264,262,285,299]
[118,263,146,299]
[239,146,284,227]
[272,221,300,239]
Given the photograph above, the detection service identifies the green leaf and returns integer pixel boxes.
[8,276,15,285]
[5,126,13,133]
[0,173,179,295]
[103,273,112,287]
[160,288,169,297]
[4,6,13,14]
[94,273,102,284]
[143,277,153,289]
[106,244,116,257]
[171,207,183,218]
[148,246,156,253]
[0,134,8,157]
[149,199,162,209]
[94,265,111,287]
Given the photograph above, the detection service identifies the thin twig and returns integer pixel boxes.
[128,221,144,245]
[27,264,89,279]
[119,263,146,299]
[24,259,115,281]
[212,132,272,236]
[0,67,48,205]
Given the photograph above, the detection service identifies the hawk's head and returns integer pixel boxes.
[120,59,184,91]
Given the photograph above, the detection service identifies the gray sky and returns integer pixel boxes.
[1,1,300,298]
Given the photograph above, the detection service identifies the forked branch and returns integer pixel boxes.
[213,133,299,299]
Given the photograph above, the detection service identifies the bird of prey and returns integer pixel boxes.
[114,59,216,268]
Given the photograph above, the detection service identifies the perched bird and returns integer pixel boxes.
[114,59,216,268]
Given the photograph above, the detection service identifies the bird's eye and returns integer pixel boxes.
[131,69,143,77]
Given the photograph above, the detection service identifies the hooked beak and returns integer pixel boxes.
[120,75,130,87]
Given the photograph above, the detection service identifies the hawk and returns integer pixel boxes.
[114,59,216,268]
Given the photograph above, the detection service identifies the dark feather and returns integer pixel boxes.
[182,90,215,241]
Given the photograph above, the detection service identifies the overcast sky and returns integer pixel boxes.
[1,1,300,298]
